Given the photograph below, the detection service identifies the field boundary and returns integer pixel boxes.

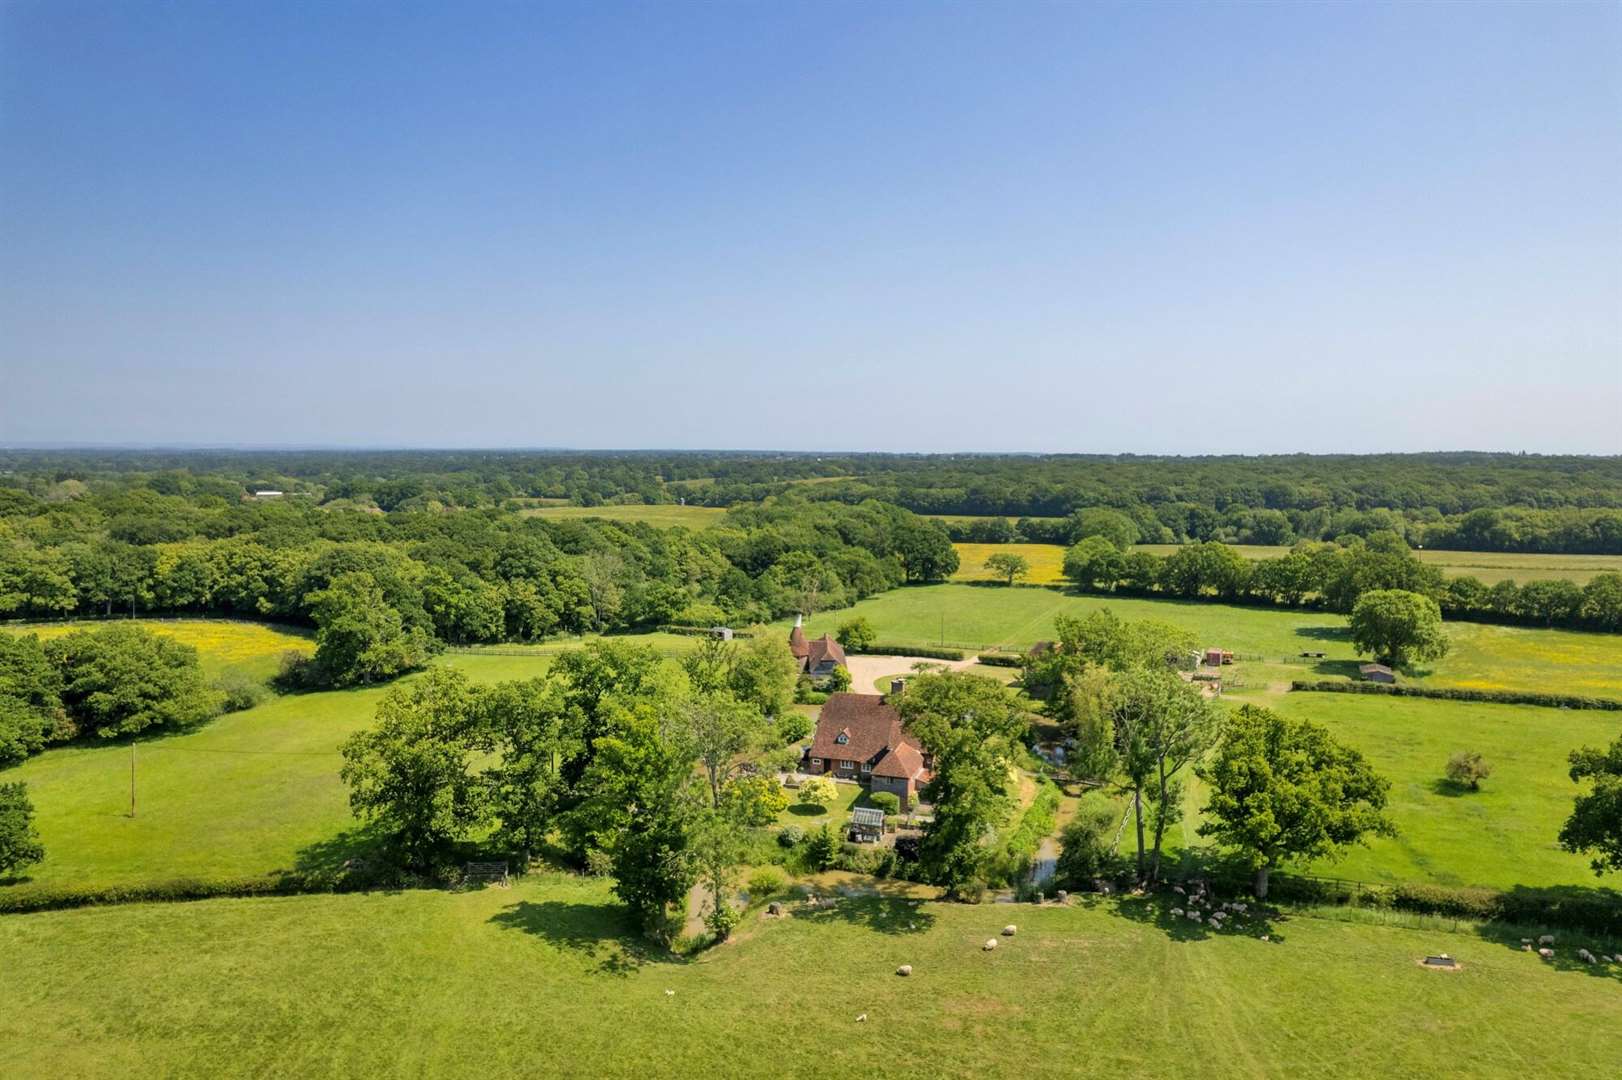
[1290,680,1622,711]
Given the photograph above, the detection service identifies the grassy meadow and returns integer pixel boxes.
[788,584,1622,701]
[1132,543,1622,585]
[3,875,1619,1079]
[3,618,312,682]
[518,503,727,528]
[953,542,1069,584]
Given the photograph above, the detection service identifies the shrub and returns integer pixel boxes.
[836,617,878,652]
[1445,751,1492,791]
[976,653,1023,667]
[869,792,900,817]
[584,847,615,877]
[213,672,270,713]
[796,776,838,809]
[747,866,789,898]
[777,825,805,848]
[0,782,45,877]
[825,666,852,693]
[775,711,812,745]
[1055,795,1120,890]
[803,824,838,871]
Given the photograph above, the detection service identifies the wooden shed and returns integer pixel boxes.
[1359,663,1396,684]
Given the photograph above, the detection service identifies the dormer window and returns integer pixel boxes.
[835,733,848,744]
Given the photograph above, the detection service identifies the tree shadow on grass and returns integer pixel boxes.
[1294,625,1351,642]
[787,804,832,818]
[1101,889,1288,945]
[289,825,390,875]
[795,892,938,936]
[1427,778,1476,799]
[1467,885,1622,982]
[1310,659,1365,679]
[488,899,683,976]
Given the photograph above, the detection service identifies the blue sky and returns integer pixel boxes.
[2,1,1618,452]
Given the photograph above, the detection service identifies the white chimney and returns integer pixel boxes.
[794,613,803,628]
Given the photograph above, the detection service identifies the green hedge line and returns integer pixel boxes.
[1201,871,1622,937]
[852,643,967,661]
[0,868,426,916]
[1290,680,1622,711]
[656,625,756,638]
[975,653,1023,668]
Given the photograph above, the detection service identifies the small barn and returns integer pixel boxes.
[1204,648,1234,667]
[849,806,886,844]
[1359,663,1397,684]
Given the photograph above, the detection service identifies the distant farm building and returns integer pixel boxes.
[1359,663,1397,684]
[1204,649,1234,666]
[252,489,284,499]
[789,615,847,679]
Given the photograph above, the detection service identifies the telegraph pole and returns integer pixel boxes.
[129,741,136,818]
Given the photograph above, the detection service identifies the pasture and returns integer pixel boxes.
[518,503,727,529]
[0,651,570,895]
[786,584,1622,701]
[1157,692,1622,890]
[2,875,1619,1079]
[3,618,312,682]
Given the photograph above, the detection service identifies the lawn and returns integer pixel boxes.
[2,876,1619,1078]
[0,652,558,896]
[775,779,867,830]
[3,618,312,682]
[518,503,727,529]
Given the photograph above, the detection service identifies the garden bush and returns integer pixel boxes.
[746,866,788,898]
[777,825,805,848]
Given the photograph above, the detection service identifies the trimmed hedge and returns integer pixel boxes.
[1200,870,1622,937]
[975,652,1023,668]
[0,867,428,916]
[852,643,966,661]
[1290,680,1622,711]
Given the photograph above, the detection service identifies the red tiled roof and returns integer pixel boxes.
[871,740,925,780]
[808,693,923,770]
[802,635,846,670]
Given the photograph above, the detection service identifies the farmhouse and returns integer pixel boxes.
[804,692,930,809]
[789,614,847,679]
[1359,663,1397,684]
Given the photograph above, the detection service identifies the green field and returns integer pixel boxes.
[1168,692,1622,889]
[785,584,1622,701]
[3,875,1618,1079]
[953,542,1069,584]
[3,618,312,682]
[518,503,727,528]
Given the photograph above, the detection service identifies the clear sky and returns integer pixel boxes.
[2,1,1618,453]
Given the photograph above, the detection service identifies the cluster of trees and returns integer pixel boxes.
[6,449,1620,552]
[0,625,220,766]
[1057,531,1622,633]
[339,636,802,941]
[1,486,959,684]
[1037,610,1394,896]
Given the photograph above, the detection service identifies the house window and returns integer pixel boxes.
[840,760,855,770]
[810,757,821,766]
[861,761,872,774]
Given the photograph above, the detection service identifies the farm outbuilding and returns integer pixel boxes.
[1359,663,1397,684]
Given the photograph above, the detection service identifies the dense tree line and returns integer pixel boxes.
[0,484,957,681]
[4,450,1620,552]
[1058,532,1622,634]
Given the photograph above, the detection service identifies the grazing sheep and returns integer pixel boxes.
[1538,934,1555,946]
[896,965,912,977]
[856,1013,867,1023]
[1171,908,1184,916]
[1577,949,1596,964]
[1002,925,1017,936]
[1539,948,1554,959]
[983,939,999,951]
